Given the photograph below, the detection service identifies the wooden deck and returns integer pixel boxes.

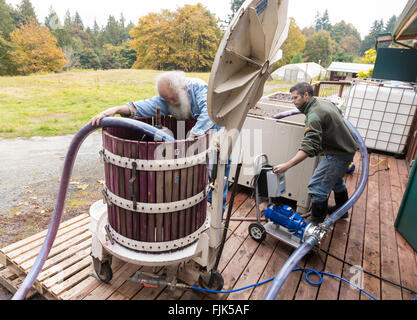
[0,152,416,300]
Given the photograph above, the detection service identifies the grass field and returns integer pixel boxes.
[0,69,293,139]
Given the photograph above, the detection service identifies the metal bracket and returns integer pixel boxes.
[99,150,110,164]
[104,224,115,245]
[101,189,112,206]
[129,162,138,211]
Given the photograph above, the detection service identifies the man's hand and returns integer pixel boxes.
[272,150,309,175]
[273,163,290,174]
[90,108,119,127]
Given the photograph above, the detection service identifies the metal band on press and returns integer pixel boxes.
[102,185,210,214]
[100,148,209,171]
[106,214,210,252]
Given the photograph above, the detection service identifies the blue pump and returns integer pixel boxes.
[263,204,307,239]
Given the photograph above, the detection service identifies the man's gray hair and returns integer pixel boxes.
[156,71,187,93]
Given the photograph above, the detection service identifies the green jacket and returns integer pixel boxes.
[298,97,358,157]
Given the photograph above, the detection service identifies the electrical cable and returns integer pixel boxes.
[318,247,417,295]
[190,267,379,300]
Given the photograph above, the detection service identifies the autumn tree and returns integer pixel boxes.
[130,4,222,72]
[271,18,305,71]
[303,30,335,67]
[9,19,67,74]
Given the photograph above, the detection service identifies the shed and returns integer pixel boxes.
[327,62,374,81]
[271,62,326,82]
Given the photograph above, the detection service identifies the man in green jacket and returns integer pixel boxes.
[273,82,358,225]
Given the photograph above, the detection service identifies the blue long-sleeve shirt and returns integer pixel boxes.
[131,78,222,136]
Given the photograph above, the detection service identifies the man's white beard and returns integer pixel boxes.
[167,89,192,120]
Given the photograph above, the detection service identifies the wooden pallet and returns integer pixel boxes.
[0,213,94,300]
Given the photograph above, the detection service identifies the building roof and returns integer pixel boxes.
[271,62,326,77]
[327,62,374,73]
[394,0,417,41]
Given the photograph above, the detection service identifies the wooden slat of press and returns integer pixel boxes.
[178,140,188,239]
[15,229,91,269]
[130,141,140,241]
[1,214,89,257]
[59,258,125,300]
[389,157,417,300]
[361,153,381,300]
[339,154,367,300]
[156,142,164,242]
[147,142,156,243]
[227,235,277,300]
[111,138,121,234]
[117,139,128,238]
[378,155,402,300]
[185,140,193,236]
[139,142,148,242]
[123,140,134,240]
[164,142,174,241]
[83,262,140,300]
[171,141,181,240]
[6,217,90,261]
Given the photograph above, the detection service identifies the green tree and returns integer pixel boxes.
[79,48,101,69]
[11,0,37,27]
[303,30,335,67]
[330,21,361,43]
[227,0,245,24]
[384,15,397,34]
[290,51,304,64]
[360,19,385,54]
[0,0,15,40]
[73,11,84,31]
[314,10,332,32]
[102,15,122,46]
[0,35,18,75]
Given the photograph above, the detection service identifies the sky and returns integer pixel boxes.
[6,0,410,39]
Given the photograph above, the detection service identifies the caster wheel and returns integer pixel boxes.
[92,257,113,283]
[198,270,224,292]
[249,223,266,243]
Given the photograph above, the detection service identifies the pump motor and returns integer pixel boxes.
[264,204,307,239]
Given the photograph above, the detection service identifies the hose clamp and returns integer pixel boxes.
[303,223,331,245]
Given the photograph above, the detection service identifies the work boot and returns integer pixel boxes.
[328,189,349,219]
[309,201,328,225]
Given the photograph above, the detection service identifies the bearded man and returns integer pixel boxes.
[90,71,221,137]
[90,71,229,211]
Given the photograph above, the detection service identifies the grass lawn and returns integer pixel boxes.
[0,69,293,139]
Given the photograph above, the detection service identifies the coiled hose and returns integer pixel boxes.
[12,118,175,300]
[263,110,369,300]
